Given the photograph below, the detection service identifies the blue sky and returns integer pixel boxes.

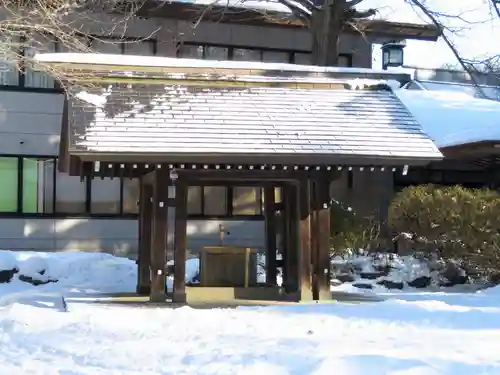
[364,0,500,69]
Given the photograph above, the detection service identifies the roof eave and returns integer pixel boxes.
[70,151,443,167]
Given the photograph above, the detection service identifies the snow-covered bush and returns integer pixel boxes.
[388,185,500,280]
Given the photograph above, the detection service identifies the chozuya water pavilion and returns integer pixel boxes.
[34,53,442,304]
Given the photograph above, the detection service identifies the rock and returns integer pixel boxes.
[408,276,432,289]
[373,264,392,276]
[360,271,387,280]
[0,268,17,283]
[17,257,57,286]
[352,283,373,290]
[377,279,404,290]
[331,262,354,275]
[330,279,343,287]
[489,273,500,285]
[336,274,356,283]
[18,274,57,286]
[440,262,468,287]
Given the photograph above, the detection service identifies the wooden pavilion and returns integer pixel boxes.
[35,53,443,303]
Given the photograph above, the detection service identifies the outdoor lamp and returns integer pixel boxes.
[381,40,406,70]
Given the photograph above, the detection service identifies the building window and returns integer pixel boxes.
[233,48,262,62]
[122,178,139,214]
[204,186,227,216]
[205,46,229,60]
[0,156,142,217]
[294,53,311,65]
[177,43,353,67]
[90,178,121,214]
[0,34,58,89]
[24,34,57,89]
[22,158,55,213]
[293,52,352,67]
[0,158,266,219]
[232,187,262,215]
[178,44,204,59]
[0,157,19,212]
[187,186,203,215]
[55,163,87,214]
[187,185,264,218]
[262,51,290,63]
[90,37,156,56]
[0,52,20,86]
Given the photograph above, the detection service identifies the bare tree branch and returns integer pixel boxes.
[405,0,487,98]
[0,0,158,88]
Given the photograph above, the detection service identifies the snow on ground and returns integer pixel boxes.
[1,250,500,375]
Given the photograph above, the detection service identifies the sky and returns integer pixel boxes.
[363,0,500,69]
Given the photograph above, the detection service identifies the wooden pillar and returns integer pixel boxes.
[282,183,299,294]
[173,178,188,303]
[137,179,152,295]
[298,178,313,301]
[315,178,332,300]
[150,170,169,303]
[310,180,320,300]
[264,186,277,285]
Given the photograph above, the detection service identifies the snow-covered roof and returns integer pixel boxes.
[34,53,407,77]
[395,89,500,148]
[408,80,500,102]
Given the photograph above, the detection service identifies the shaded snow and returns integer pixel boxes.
[0,250,499,374]
[1,289,500,374]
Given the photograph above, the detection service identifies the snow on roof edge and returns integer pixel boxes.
[34,53,409,77]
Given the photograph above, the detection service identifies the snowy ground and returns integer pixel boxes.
[1,251,500,375]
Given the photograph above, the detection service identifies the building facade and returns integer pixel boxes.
[0,3,440,257]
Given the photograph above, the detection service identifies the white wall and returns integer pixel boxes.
[0,91,63,155]
[0,218,265,259]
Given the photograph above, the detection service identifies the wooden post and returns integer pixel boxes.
[150,170,169,303]
[310,180,320,300]
[315,178,332,300]
[298,179,313,301]
[136,180,152,295]
[264,186,277,285]
[282,184,297,294]
[173,178,188,303]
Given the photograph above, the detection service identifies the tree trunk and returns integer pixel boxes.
[310,0,344,66]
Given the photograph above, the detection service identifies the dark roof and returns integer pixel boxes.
[68,81,442,165]
[137,1,441,41]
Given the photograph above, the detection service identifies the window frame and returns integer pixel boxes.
[0,155,265,220]
[176,41,354,67]
[0,34,157,93]
[87,35,158,56]
[187,184,264,220]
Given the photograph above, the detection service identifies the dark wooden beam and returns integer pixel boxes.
[310,180,319,300]
[314,178,332,300]
[137,180,152,295]
[264,186,277,286]
[150,170,169,303]
[298,179,313,301]
[283,183,299,295]
[173,178,188,303]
